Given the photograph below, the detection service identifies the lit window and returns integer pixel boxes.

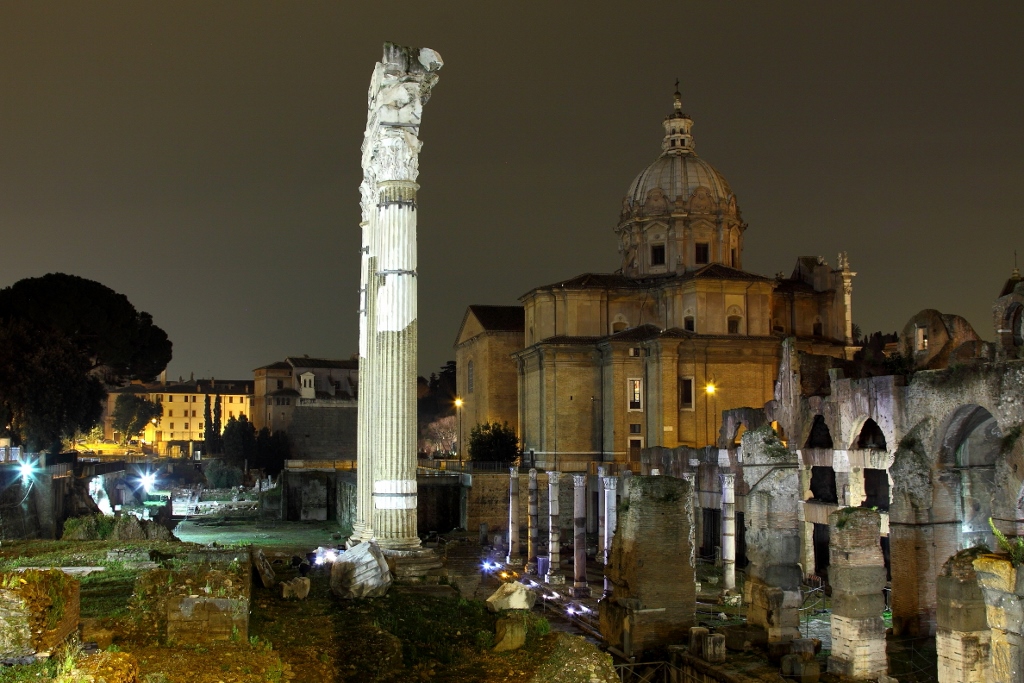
[651,245,666,266]
[680,378,694,409]
[915,326,929,351]
[184,422,189,430]
[696,243,710,264]
[628,379,642,411]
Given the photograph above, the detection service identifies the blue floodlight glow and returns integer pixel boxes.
[18,462,33,479]
[140,472,157,493]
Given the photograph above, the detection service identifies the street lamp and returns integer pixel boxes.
[454,397,464,463]
[705,382,717,447]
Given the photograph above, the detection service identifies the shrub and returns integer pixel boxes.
[205,459,243,488]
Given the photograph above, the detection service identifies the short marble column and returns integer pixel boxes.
[572,473,588,596]
[507,466,521,565]
[527,468,538,574]
[602,474,618,595]
[546,471,564,584]
[720,473,736,591]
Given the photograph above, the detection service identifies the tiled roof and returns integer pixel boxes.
[605,324,663,342]
[255,361,292,371]
[110,379,253,395]
[538,335,605,346]
[530,265,772,295]
[468,305,525,331]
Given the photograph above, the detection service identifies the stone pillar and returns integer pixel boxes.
[827,508,887,680]
[546,471,563,584]
[507,466,521,565]
[572,473,588,596]
[974,554,1024,683]
[599,475,696,658]
[742,426,801,642]
[602,474,618,595]
[527,468,538,574]
[936,549,990,683]
[357,43,442,553]
[720,473,736,591]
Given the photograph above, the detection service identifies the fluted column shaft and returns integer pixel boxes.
[527,468,538,573]
[353,218,376,543]
[602,475,618,595]
[370,181,420,549]
[572,474,588,595]
[721,473,736,591]
[507,467,521,564]
[546,471,563,584]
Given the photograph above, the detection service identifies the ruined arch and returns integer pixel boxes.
[805,414,834,449]
[936,404,1002,549]
[856,419,888,450]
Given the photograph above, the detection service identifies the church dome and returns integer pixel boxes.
[621,89,738,217]
[626,153,733,209]
[616,89,746,277]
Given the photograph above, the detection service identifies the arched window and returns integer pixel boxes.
[467,360,474,394]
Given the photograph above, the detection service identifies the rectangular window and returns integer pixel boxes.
[199,422,204,429]
[731,248,736,267]
[915,326,928,351]
[628,378,642,411]
[628,347,641,357]
[728,317,740,334]
[229,411,234,418]
[680,378,694,410]
[684,316,695,332]
[191,410,196,417]
[276,380,283,389]
[229,396,234,403]
[629,423,642,434]
[184,422,189,430]
[168,396,173,402]
[167,409,173,417]
[156,395,163,402]
[651,244,666,266]
[696,243,710,264]
[169,423,175,430]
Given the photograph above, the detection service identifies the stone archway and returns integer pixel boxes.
[938,404,1002,550]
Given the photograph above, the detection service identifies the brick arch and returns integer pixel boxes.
[718,408,767,450]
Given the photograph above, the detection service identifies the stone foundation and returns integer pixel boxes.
[936,548,991,682]
[973,553,1024,683]
[0,569,79,657]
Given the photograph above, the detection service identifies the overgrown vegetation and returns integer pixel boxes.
[1002,424,1024,455]
[989,517,1024,567]
[205,459,244,488]
[468,421,519,462]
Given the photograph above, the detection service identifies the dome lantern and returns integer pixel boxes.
[662,82,694,155]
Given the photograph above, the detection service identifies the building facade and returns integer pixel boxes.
[105,378,253,456]
[457,90,858,469]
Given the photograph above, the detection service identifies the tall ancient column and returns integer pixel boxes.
[527,468,539,574]
[546,471,563,584]
[357,43,442,550]
[572,474,588,596]
[602,474,618,595]
[597,466,606,558]
[720,473,736,591]
[507,466,521,565]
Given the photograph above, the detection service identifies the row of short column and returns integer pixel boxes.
[507,467,622,596]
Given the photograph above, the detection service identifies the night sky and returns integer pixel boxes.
[2,3,1022,381]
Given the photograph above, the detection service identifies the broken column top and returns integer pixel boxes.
[829,507,883,566]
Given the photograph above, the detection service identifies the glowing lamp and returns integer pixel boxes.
[705,383,716,395]
[140,472,157,493]
[18,462,33,479]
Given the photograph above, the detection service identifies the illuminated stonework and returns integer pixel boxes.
[354,43,442,550]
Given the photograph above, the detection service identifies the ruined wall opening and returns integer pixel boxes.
[863,468,890,512]
[941,404,1002,550]
[856,418,888,450]
[804,414,834,449]
[809,466,839,504]
[699,506,721,560]
[812,522,830,579]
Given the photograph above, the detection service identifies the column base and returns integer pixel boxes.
[381,547,443,585]
[506,554,523,566]
[572,582,591,598]
[545,573,565,585]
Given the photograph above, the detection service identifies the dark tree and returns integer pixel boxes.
[209,394,223,454]
[0,274,172,454]
[203,394,214,455]
[111,394,162,445]
[0,273,172,383]
[222,415,256,468]
[467,421,519,463]
[0,320,105,453]
[255,427,290,475]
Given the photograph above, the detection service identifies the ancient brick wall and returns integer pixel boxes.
[287,401,357,461]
